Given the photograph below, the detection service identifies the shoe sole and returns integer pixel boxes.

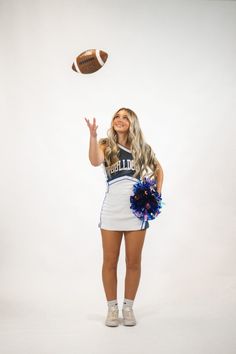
[123,320,136,326]
[105,321,119,327]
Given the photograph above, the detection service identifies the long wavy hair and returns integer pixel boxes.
[98,107,160,180]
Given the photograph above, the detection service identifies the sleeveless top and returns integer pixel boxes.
[102,143,140,183]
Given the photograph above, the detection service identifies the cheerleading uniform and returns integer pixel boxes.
[98,143,149,231]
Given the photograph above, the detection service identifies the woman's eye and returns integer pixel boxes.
[114,116,128,120]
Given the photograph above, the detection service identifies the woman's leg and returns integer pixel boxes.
[100,229,123,301]
[123,230,147,300]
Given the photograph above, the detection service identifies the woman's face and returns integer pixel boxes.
[112,109,130,133]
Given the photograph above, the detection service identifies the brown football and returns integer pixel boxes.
[72,49,108,74]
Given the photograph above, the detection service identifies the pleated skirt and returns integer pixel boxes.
[98,176,149,231]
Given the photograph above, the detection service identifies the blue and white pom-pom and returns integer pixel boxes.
[130,177,165,222]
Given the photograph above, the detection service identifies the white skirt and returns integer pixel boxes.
[98,176,149,231]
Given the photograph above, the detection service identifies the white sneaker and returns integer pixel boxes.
[105,305,119,327]
[122,306,137,326]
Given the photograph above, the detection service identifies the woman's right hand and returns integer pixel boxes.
[84,117,98,138]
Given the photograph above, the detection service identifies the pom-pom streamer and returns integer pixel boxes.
[130,177,165,222]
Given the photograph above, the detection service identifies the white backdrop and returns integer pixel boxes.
[0,0,235,353]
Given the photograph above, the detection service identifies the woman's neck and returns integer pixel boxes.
[117,134,129,148]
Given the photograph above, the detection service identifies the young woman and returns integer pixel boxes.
[85,107,164,327]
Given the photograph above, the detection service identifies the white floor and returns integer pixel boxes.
[0,274,235,354]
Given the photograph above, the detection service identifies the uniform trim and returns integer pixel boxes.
[141,220,149,229]
[98,188,109,228]
[117,143,132,153]
[108,175,139,186]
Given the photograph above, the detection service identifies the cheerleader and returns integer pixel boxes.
[85,107,164,326]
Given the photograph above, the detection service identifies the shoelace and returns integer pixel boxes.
[123,307,135,320]
[108,306,119,320]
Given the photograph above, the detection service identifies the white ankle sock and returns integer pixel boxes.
[107,299,118,308]
[123,298,134,309]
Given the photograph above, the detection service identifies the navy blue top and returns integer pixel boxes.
[103,143,140,183]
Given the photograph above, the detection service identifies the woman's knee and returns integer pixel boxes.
[125,257,141,271]
[103,253,119,270]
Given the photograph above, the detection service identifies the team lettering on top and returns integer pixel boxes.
[107,159,135,174]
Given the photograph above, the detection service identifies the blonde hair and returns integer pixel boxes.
[99,107,160,180]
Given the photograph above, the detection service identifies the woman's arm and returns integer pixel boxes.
[154,161,164,195]
[84,117,105,166]
[89,136,105,166]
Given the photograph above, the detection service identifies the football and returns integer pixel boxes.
[72,49,108,74]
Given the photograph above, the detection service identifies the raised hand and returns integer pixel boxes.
[84,117,98,138]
